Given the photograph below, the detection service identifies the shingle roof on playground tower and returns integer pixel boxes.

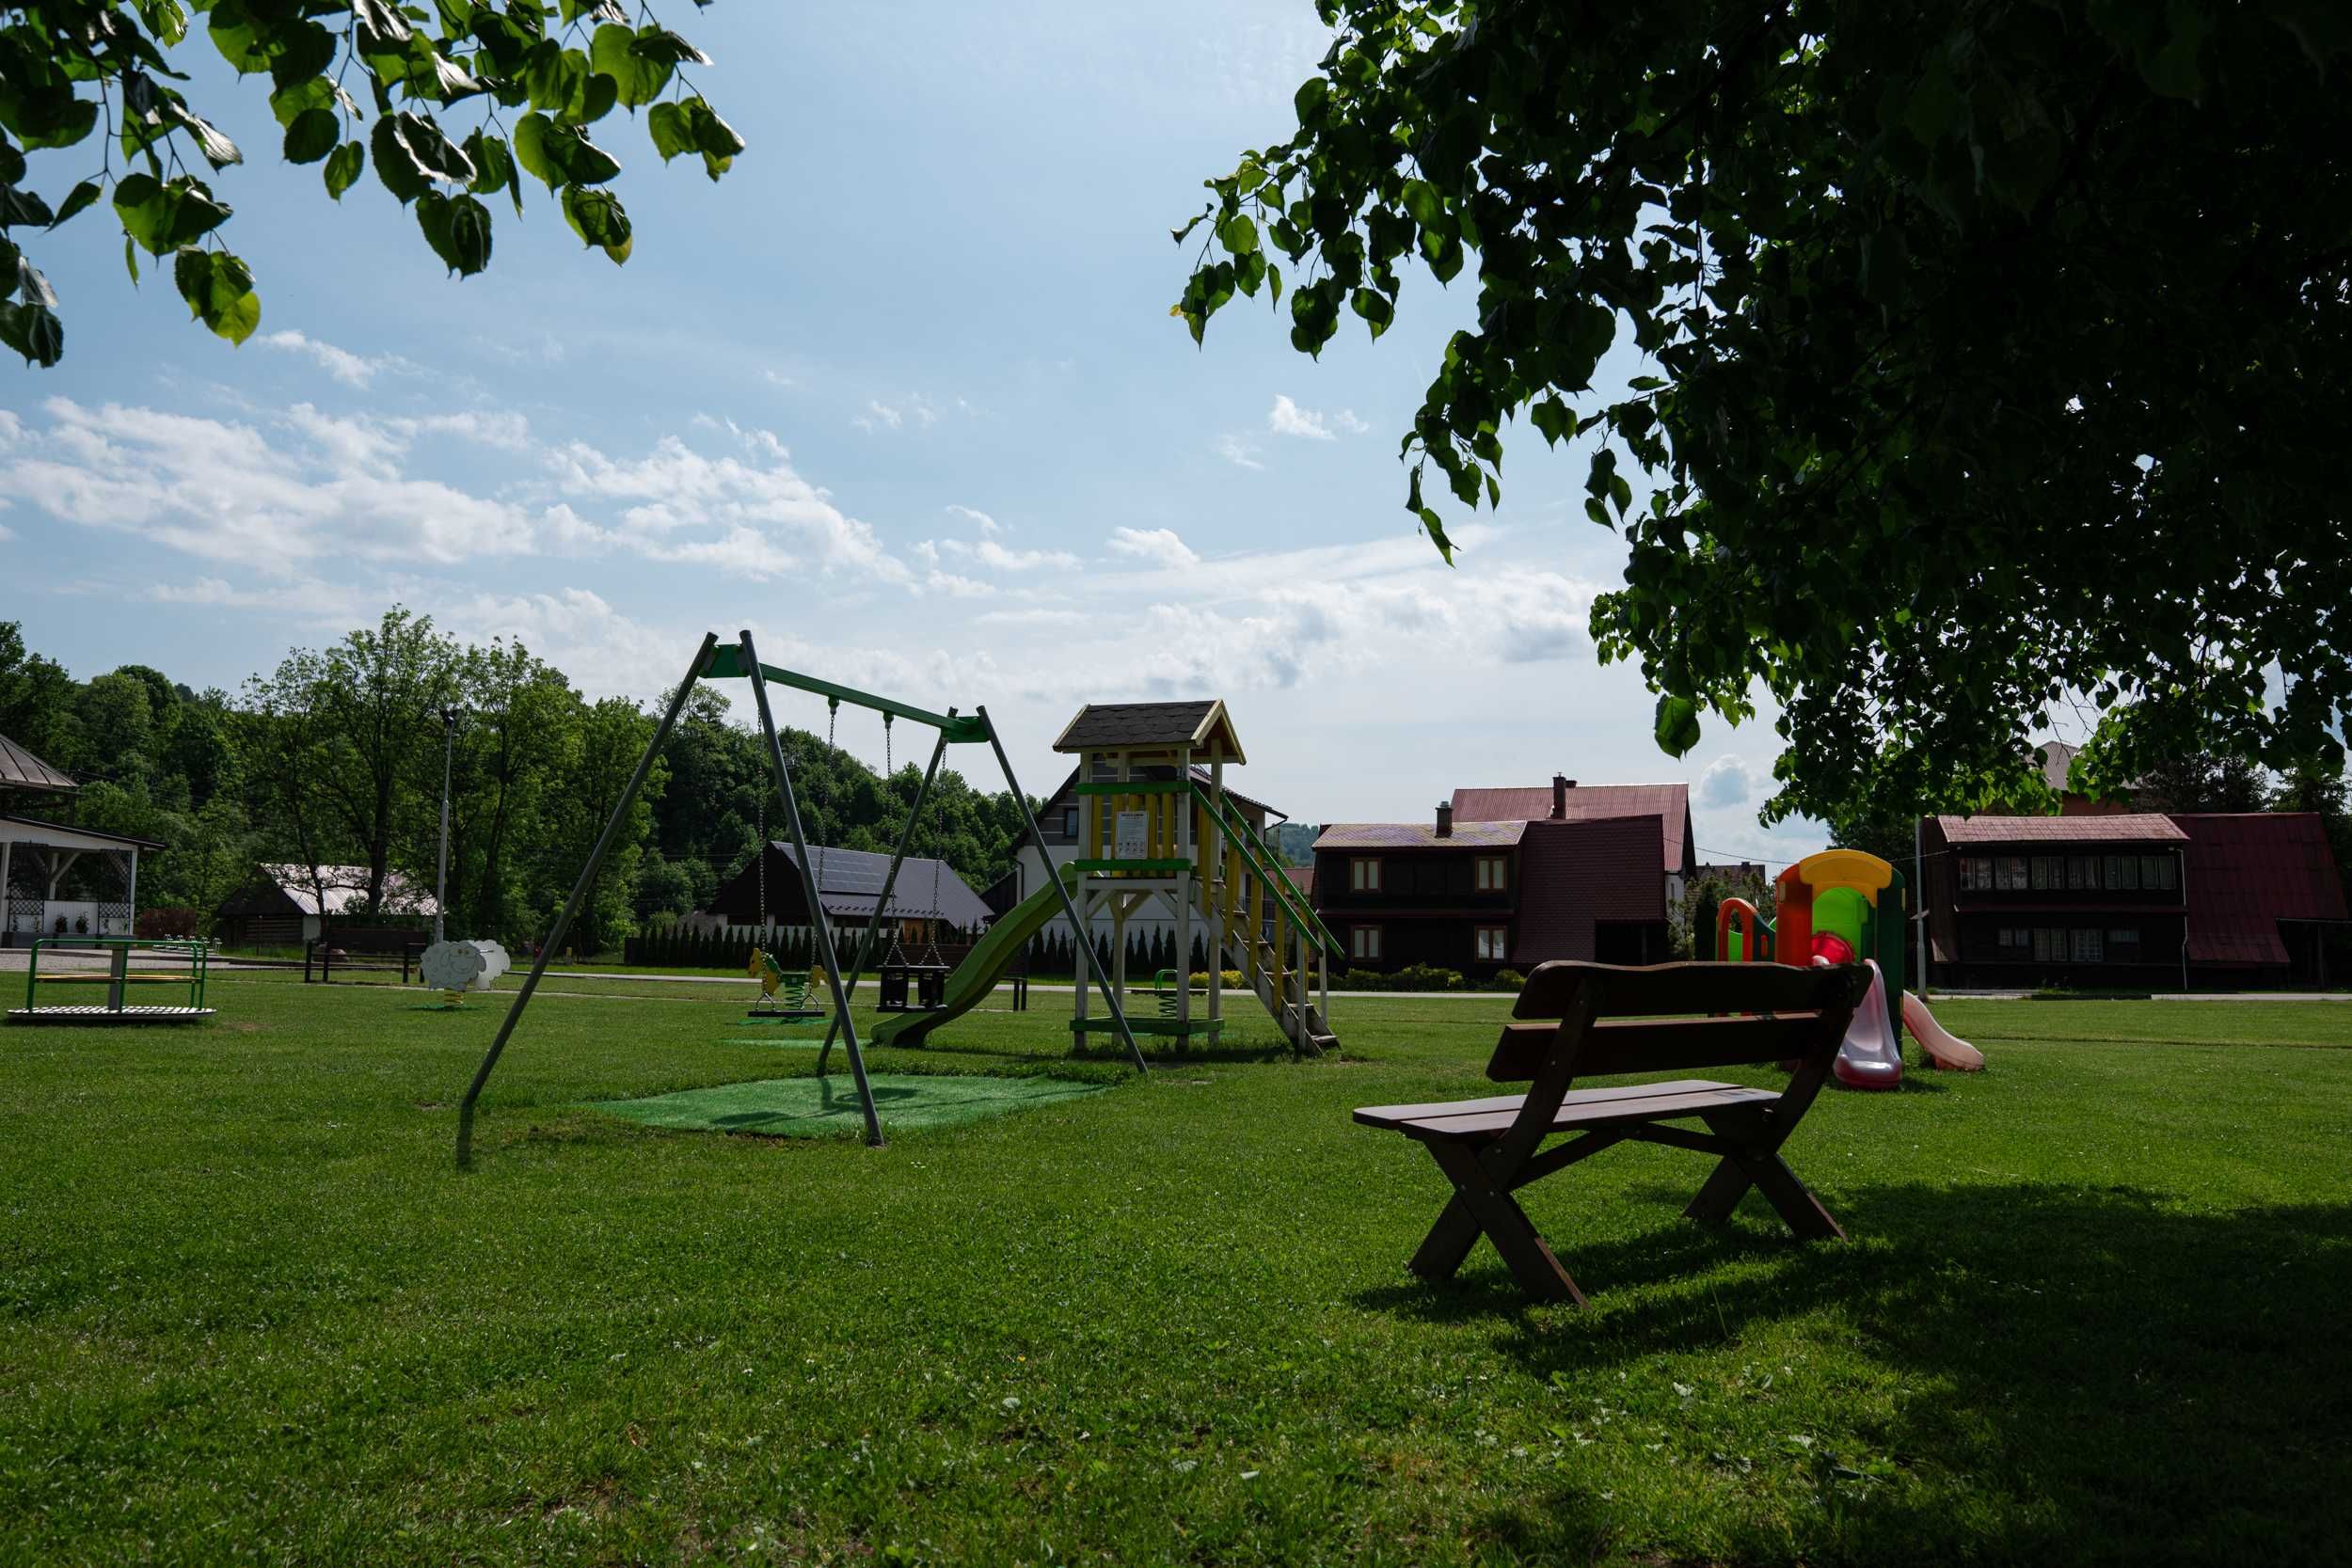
[1053,701,1244,762]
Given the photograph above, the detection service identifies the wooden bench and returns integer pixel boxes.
[1355,959,1872,1306]
[305,928,425,985]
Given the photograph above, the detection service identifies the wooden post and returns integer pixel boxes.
[1175,745,1193,1027]
[1208,756,1227,1022]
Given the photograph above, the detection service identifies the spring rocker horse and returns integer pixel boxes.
[746,945,826,1022]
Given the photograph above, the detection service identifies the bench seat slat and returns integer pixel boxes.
[1390,1085,1777,1142]
[1353,1079,1745,1131]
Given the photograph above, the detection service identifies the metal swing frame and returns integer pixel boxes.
[453,630,1143,1166]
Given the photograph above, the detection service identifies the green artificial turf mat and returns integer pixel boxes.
[593,1071,1106,1136]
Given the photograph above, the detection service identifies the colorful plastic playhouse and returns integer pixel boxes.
[1716,848,1983,1088]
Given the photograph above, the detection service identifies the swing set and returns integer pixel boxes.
[453,630,1143,1164]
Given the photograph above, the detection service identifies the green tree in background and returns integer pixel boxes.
[1,0,744,368]
[1179,1,2352,829]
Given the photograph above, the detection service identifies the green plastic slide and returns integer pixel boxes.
[868,863,1081,1046]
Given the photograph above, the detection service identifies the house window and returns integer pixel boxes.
[1474,926,1509,961]
[2066,855,2093,890]
[2071,927,2105,963]
[2141,854,2177,892]
[1350,858,1382,893]
[2033,927,2063,963]
[2103,854,2138,891]
[2030,857,2056,891]
[1351,926,1383,961]
[1474,856,1507,892]
[1995,927,2030,952]
[1062,807,1079,838]
[2107,927,2142,961]
[1961,857,1993,892]
[1995,856,2029,892]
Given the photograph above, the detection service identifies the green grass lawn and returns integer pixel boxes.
[3,977,2347,1565]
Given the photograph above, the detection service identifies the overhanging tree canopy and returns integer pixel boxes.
[0,0,742,368]
[1177,1,2352,824]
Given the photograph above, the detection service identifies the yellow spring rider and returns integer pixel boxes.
[746,946,827,1023]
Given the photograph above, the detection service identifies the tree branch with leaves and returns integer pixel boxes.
[1177,0,2352,826]
[0,0,744,367]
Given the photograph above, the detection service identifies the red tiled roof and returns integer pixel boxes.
[2173,813,2349,966]
[1313,820,1528,850]
[1282,865,1313,897]
[1935,813,2186,845]
[1453,784,1689,872]
[1512,816,1665,965]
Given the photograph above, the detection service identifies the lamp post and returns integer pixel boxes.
[435,705,456,946]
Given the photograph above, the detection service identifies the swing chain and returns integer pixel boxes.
[883,712,894,775]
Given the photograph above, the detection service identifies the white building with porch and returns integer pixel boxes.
[0,735,160,947]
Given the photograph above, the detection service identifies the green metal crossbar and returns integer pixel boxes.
[698,646,992,744]
[1186,783,1343,958]
[1070,857,1193,873]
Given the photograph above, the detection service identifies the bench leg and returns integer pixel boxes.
[1683,1113,1842,1242]
[1422,1141,1587,1306]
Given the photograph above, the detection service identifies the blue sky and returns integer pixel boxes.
[1,1,1820,864]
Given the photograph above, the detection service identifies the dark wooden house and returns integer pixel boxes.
[707,842,995,946]
[1311,803,1670,977]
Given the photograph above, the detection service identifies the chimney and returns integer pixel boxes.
[1551,774,1575,818]
[1435,802,1454,839]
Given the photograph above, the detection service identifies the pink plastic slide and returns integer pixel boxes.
[1832,959,1904,1090]
[1900,990,1987,1071]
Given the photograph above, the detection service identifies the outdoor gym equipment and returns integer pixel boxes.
[7,936,214,1024]
[453,631,1140,1165]
[1715,848,1983,1085]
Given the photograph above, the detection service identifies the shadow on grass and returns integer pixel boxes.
[1364,1182,2352,1564]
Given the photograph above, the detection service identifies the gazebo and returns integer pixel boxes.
[0,734,160,948]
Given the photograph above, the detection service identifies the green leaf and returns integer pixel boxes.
[394,112,475,184]
[268,76,338,130]
[0,144,24,184]
[1349,285,1393,339]
[371,115,431,204]
[124,233,137,283]
[170,245,260,344]
[283,108,339,165]
[324,140,365,201]
[570,72,619,128]
[1,186,56,230]
[1529,395,1569,447]
[1217,213,1259,256]
[0,235,15,297]
[48,180,100,229]
[0,299,64,367]
[416,191,493,277]
[166,104,243,170]
[1654,694,1702,757]
[13,254,55,308]
[592,24,674,109]
[465,131,522,216]
[646,101,691,163]
[561,184,631,263]
[110,174,229,255]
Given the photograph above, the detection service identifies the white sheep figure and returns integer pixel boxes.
[421,939,511,1008]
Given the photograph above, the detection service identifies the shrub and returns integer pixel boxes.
[1341,968,1384,990]
[1186,969,1248,990]
[1389,962,1466,992]
[135,907,201,938]
[1485,967,1527,992]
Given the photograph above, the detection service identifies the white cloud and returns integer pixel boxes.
[1213,433,1263,469]
[976,608,1087,626]
[931,536,1080,573]
[0,522,14,543]
[853,393,943,434]
[1698,754,1765,809]
[946,504,1005,536]
[1106,526,1200,569]
[258,329,410,388]
[1,397,913,588]
[1268,394,1369,440]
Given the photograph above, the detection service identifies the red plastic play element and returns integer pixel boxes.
[1810,930,1856,966]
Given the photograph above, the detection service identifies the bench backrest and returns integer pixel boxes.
[310,928,425,955]
[1488,960,1871,1105]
